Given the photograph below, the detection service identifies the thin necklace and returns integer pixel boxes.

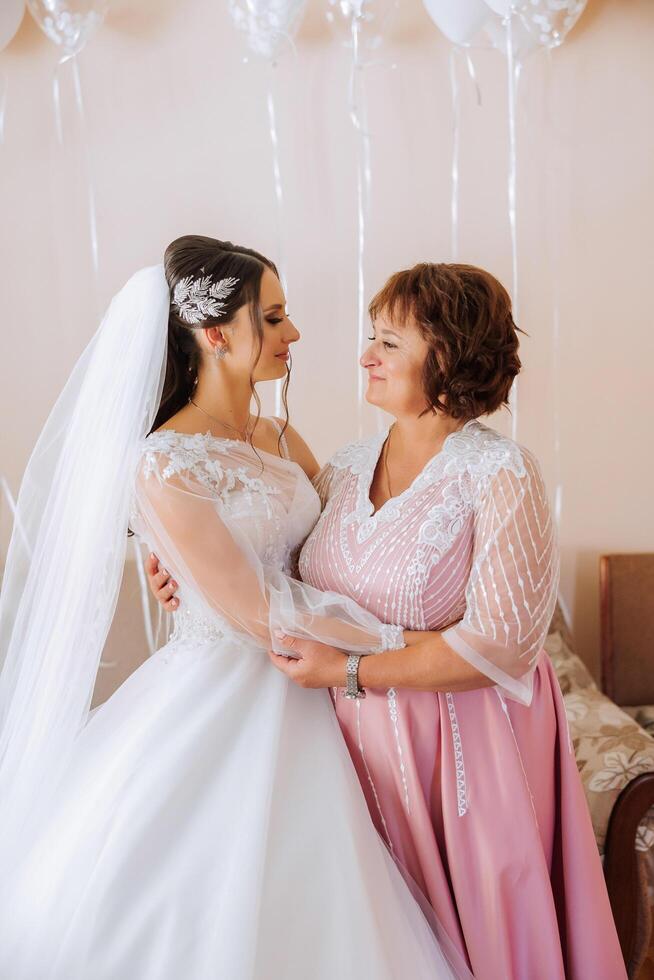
[189,398,251,442]
[382,421,465,499]
[382,424,395,498]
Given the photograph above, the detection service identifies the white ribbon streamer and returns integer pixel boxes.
[449,49,460,261]
[53,54,100,292]
[505,14,521,442]
[0,71,7,146]
[449,51,482,263]
[545,48,563,529]
[72,55,99,285]
[266,68,287,417]
[349,13,372,439]
[52,55,69,145]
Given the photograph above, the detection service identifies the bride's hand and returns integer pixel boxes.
[267,633,348,689]
[145,553,179,611]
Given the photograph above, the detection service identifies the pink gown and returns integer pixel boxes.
[299,419,626,980]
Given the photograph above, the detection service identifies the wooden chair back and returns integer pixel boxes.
[600,553,654,706]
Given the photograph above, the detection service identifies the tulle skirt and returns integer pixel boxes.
[1,634,465,980]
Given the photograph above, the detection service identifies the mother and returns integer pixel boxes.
[152,262,625,979]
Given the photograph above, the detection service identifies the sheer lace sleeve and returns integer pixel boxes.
[133,444,404,656]
[441,447,559,705]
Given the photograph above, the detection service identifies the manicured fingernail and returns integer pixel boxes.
[161,568,168,576]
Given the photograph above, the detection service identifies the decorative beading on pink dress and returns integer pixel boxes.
[299,419,626,980]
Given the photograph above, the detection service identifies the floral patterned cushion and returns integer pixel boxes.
[564,684,654,856]
[545,627,654,858]
[544,629,596,696]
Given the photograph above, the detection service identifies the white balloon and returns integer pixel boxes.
[228,0,308,61]
[483,0,588,50]
[516,0,587,49]
[0,0,25,52]
[421,0,491,46]
[26,0,109,56]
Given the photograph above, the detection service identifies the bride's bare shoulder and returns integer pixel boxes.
[152,405,198,436]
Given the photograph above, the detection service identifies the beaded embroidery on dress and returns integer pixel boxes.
[326,419,526,541]
[302,418,558,703]
[302,418,553,833]
[301,415,559,918]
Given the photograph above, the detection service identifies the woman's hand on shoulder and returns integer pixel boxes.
[273,420,321,481]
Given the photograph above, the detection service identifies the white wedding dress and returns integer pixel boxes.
[2,428,465,980]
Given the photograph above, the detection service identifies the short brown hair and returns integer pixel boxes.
[368,263,524,421]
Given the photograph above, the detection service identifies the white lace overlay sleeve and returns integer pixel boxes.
[442,447,559,705]
[133,438,402,657]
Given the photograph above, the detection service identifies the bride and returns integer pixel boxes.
[0,236,469,979]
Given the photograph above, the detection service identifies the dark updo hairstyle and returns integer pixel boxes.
[150,235,289,439]
[368,262,524,421]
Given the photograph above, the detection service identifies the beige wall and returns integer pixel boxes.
[1,0,653,681]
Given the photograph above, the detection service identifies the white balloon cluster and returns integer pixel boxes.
[2,1,589,63]
[422,0,587,55]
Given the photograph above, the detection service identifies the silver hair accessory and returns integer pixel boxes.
[172,275,240,325]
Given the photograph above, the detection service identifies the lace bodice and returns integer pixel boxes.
[301,419,559,704]
[130,429,404,654]
[138,430,313,572]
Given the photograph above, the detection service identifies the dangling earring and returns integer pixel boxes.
[214,345,226,361]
